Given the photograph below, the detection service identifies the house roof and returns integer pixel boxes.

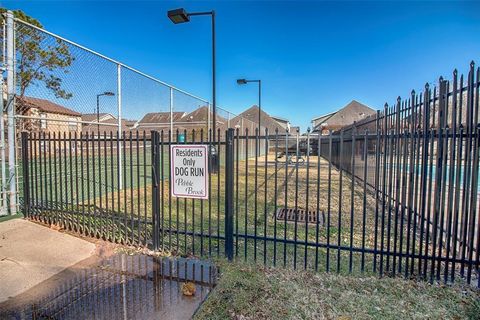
[311,111,337,124]
[312,100,376,131]
[181,106,226,124]
[17,96,81,117]
[82,117,132,133]
[138,112,186,124]
[271,115,289,123]
[232,105,289,133]
[271,115,290,129]
[123,119,137,127]
[81,113,115,122]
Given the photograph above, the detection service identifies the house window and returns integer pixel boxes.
[68,118,77,131]
[40,113,47,129]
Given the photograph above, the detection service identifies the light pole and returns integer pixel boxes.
[167,8,218,172]
[236,79,261,131]
[96,91,115,132]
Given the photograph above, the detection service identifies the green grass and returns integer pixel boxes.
[24,147,157,202]
[194,260,480,320]
[0,213,24,222]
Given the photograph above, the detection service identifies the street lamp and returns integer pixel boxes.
[168,7,218,172]
[96,91,115,131]
[236,79,261,131]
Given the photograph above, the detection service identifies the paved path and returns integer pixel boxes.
[0,218,95,303]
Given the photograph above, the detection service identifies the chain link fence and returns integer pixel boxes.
[0,13,264,215]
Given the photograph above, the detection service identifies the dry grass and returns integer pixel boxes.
[194,260,480,320]
[85,152,425,274]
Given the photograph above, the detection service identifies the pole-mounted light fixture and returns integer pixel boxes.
[167,8,190,24]
[168,7,218,172]
[96,91,115,131]
[236,78,262,131]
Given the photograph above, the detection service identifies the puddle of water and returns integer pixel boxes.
[0,254,217,320]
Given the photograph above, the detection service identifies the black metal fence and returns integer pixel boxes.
[318,62,480,286]
[20,62,480,288]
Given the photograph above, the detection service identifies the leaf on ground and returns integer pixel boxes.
[182,282,196,296]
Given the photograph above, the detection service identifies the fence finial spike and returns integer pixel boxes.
[453,69,458,76]
[307,127,311,133]
[411,89,415,95]
[470,60,475,67]
[384,102,388,109]
[425,82,430,89]
[397,96,401,102]
[439,76,444,82]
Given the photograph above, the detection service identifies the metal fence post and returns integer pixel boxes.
[151,130,161,250]
[207,103,211,134]
[21,132,30,218]
[0,68,7,216]
[117,64,123,189]
[6,11,16,215]
[225,128,234,261]
[170,87,174,141]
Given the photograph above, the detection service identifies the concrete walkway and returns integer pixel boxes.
[0,219,95,303]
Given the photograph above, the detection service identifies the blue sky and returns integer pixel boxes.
[4,0,480,129]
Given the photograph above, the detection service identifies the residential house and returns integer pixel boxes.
[81,113,116,124]
[123,119,137,129]
[16,96,82,134]
[81,117,136,136]
[311,100,376,135]
[271,115,291,131]
[229,105,290,134]
[180,106,226,137]
[135,107,227,139]
[135,112,186,132]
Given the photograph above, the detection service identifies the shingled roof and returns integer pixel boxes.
[82,117,135,134]
[312,100,376,132]
[138,112,186,124]
[231,105,288,134]
[181,106,226,124]
[17,96,81,117]
[81,113,115,123]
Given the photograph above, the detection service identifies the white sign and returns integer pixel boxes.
[170,145,209,199]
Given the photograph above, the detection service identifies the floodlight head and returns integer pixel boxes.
[104,91,115,96]
[237,79,247,85]
[168,8,190,24]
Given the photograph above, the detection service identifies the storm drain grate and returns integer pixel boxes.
[275,208,324,225]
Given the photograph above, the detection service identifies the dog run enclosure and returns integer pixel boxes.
[20,61,480,288]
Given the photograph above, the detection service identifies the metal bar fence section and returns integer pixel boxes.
[317,62,480,284]
[22,126,480,289]
[24,132,154,246]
